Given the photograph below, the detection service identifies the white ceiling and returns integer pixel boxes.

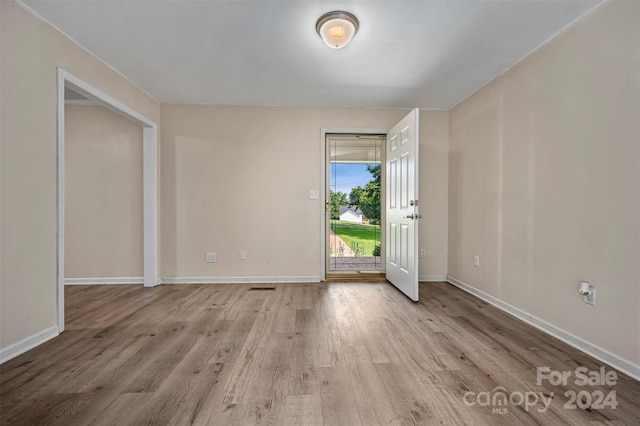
[23,0,600,109]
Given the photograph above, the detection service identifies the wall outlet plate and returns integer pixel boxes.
[584,288,596,306]
[240,250,247,260]
[205,253,216,263]
[309,190,319,200]
[474,256,480,267]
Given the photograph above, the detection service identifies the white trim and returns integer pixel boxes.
[0,326,59,365]
[419,275,447,282]
[64,99,100,106]
[162,276,322,285]
[64,277,144,285]
[143,126,160,287]
[320,127,389,282]
[57,70,66,332]
[447,276,640,382]
[57,68,160,333]
[60,70,156,127]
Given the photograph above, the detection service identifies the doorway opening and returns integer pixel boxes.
[56,68,159,333]
[326,134,385,276]
[64,92,144,285]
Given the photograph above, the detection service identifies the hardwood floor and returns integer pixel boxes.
[1,282,638,425]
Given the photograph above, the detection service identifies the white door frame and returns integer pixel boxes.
[320,128,388,281]
[56,68,159,332]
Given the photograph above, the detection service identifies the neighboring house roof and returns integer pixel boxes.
[339,205,363,216]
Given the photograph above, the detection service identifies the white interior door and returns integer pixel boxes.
[385,109,420,301]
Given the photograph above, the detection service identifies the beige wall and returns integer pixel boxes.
[64,106,143,279]
[0,0,448,353]
[0,1,160,348]
[419,111,449,278]
[160,105,449,280]
[449,0,639,365]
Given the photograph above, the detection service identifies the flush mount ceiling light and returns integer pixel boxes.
[316,11,359,49]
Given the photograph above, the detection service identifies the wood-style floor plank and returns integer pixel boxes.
[1,281,639,425]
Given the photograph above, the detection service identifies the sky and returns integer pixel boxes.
[331,163,377,195]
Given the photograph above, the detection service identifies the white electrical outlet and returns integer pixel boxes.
[420,249,426,258]
[579,282,596,306]
[240,250,247,260]
[205,253,216,263]
[585,288,596,306]
[474,256,480,267]
[309,190,319,200]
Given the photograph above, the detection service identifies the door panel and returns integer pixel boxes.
[389,159,397,209]
[385,109,419,301]
[400,223,409,272]
[400,153,409,208]
[389,222,397,266]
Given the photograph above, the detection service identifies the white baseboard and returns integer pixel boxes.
[0,325,59,364]
[64,277,144,285]
[419,275,448,282]
[161,276,322,285]
[447,275,640,382]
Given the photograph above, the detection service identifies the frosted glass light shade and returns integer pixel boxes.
[316,11,359,49]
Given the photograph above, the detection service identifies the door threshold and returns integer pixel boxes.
[325,272,386,282]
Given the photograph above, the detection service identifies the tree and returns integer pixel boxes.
[359,165,381,223]
[366,164,381,181]
[329,190,348,220]
[349,186,364,206]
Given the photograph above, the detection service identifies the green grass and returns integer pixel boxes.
[331,222,381,256]
[330,220,380,229]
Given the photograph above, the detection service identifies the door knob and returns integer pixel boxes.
[404,214,422,220]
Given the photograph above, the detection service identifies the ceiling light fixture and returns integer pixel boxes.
[316,11,359,49]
